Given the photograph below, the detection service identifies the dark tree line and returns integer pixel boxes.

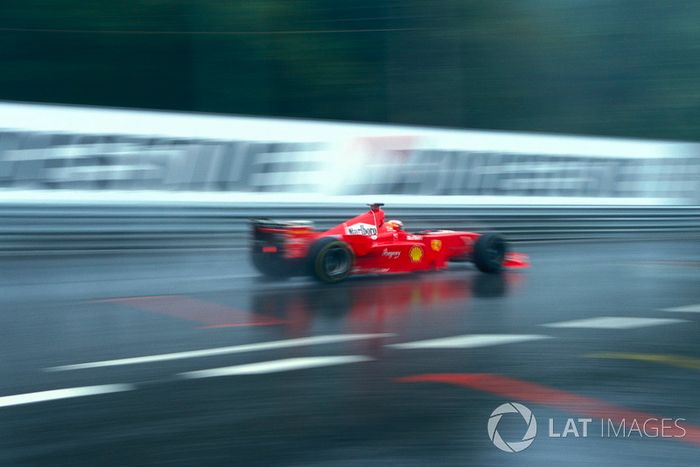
[2,0,700,140]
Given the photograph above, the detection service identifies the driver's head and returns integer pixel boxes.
[386,219,403,231]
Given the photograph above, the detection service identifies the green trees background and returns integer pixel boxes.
[2,1,700,140]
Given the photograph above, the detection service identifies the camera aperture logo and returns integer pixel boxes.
[488,402,537,453]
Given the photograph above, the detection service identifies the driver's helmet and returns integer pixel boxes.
[386,219,404,231]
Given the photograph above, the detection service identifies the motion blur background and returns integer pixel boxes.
[2,2,700,466]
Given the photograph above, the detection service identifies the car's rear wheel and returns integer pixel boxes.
[473,232,507,273]
[308,237,354,283]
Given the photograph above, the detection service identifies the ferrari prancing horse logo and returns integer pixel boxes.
[409,245,424,262]
[430,239,442,252]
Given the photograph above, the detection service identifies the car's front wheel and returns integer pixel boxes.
[307,237,354,283]
[473,232,507,273]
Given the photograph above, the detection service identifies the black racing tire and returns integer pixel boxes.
[473,232,507,274]
[251,251,292,279]
[307,237,354,284]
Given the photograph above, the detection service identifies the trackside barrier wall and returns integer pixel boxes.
[0,102,698,252]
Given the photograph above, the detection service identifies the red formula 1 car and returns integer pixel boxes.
[251,203,529,283]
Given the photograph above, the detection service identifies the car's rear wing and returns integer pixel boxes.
[251,219,316,258]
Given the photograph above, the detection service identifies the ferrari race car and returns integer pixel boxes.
[251,203,529,283]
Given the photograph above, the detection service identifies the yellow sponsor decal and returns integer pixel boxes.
[430,239,442,252]
[409,245,423,263]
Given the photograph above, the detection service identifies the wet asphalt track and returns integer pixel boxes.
[1,240,700,466]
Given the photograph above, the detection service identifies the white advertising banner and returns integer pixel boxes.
[0,101,698,204]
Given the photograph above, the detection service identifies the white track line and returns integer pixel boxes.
[663,304,700,313]
[387,334,551,349]
[0,384,135,408]
[179,356,372,379]
[541,317,688,329]
[45,334,394,372]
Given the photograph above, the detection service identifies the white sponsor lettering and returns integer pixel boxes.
[382,249,401,259]
[345,223,378,236]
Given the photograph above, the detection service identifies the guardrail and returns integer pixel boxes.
[1,203,699,253]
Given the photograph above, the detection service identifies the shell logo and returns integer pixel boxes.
[409,245,424,263]
[430,239,442,252]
